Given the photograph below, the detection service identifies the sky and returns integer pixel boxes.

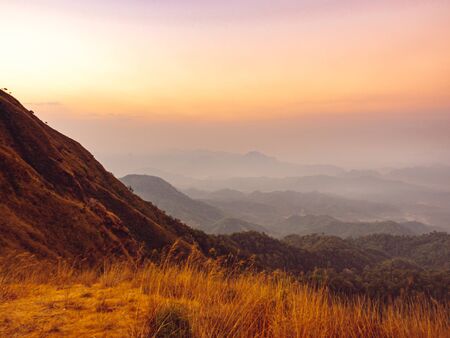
[1,0,450,170]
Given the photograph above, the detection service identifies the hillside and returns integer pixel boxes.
[0,90,209,260]
[121,174,224,232]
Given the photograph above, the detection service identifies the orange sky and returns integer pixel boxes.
[1,1,449,120]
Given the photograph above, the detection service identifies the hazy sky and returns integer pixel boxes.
[1,1,449,169]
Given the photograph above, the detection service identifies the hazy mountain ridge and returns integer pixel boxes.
[121,175,274,236]
[121,174,438,238]
[182,176,450,230]
[120,174,224,232]
[136,149,345,179]
[276,214,434,238]
[191,189,404,226]
[127,150,450,231]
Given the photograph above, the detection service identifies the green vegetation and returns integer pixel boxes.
[284,232,450,300]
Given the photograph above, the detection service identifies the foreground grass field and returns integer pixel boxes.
[0,251,448,337]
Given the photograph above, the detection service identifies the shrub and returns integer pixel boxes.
[147,304,192,338]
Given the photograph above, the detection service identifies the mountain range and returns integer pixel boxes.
[276,215,432,237]
[122,174,438,237]
[137,149,345,179]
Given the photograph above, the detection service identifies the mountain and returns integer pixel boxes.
[183,176,450,230]
[276,215,433,238]
[0,90,210,260]
[137,149,345,180]
[120,174,224,232]
[186,175,439,203]
[210,218,269,235]
[186,188,437,237]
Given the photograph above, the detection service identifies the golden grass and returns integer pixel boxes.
[0,251,448,337]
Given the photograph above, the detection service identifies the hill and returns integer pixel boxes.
[120,174,224,232]
[0,90,211,260]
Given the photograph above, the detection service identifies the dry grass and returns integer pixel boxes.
[0,251,448,337]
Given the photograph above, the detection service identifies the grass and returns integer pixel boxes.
[0,250,448,337]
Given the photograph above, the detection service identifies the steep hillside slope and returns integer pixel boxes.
[120,174,224,231]
[0,90,201,260]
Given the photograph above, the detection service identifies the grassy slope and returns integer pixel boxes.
[1,254,448,337]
